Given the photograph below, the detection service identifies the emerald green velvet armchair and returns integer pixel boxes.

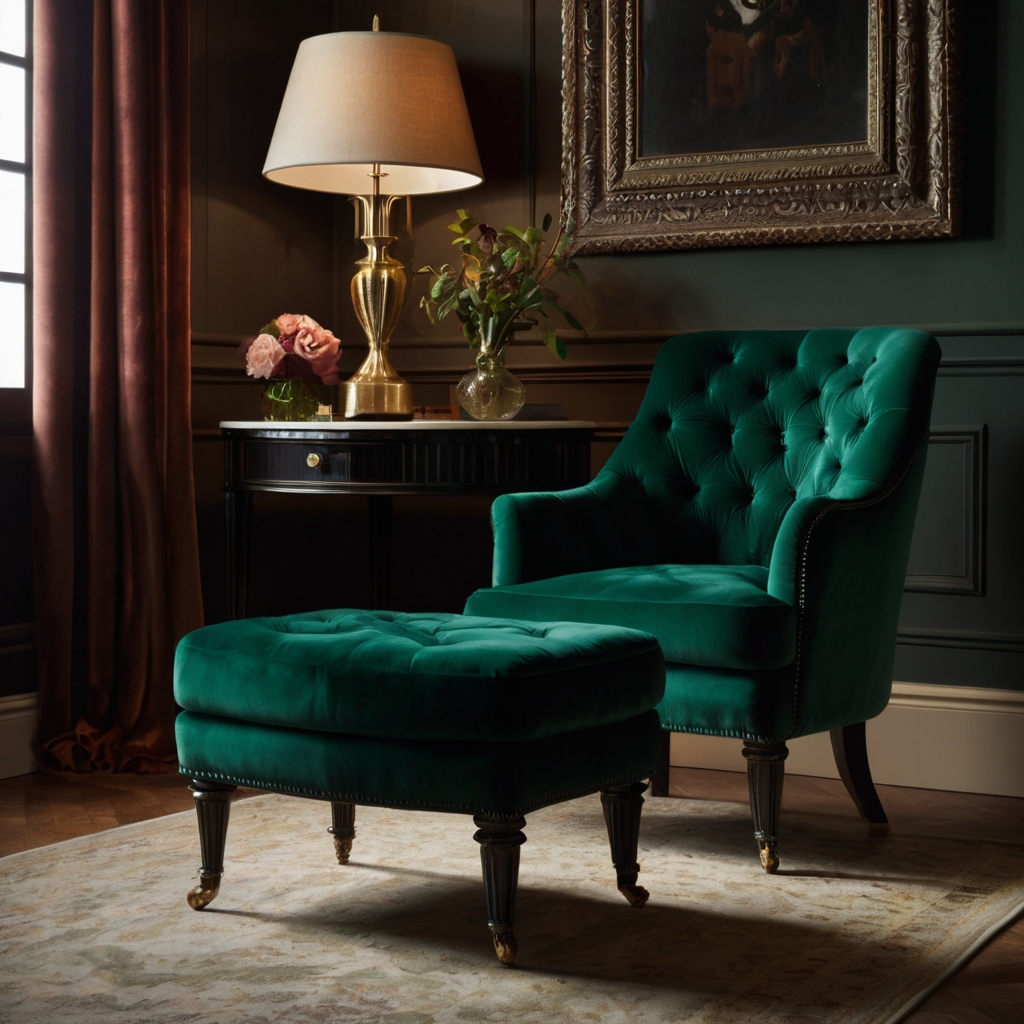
[465,328,941,872]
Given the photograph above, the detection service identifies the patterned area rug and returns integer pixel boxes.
[2,791,1023,1024]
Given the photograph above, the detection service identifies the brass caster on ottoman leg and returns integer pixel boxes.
[601,782,650,908]
[188,780,235,910]
[474,814,527,966]
[758,839,780,874]
[618,882,650,907]
[187,871,222,910]
[490,926,518,966]
[328,802,356,865]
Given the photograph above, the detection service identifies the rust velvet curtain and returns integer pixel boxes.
[32,0,202,772]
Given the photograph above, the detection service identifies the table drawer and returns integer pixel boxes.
[225,432,593,492]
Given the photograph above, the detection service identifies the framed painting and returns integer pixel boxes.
[562,0,960,254]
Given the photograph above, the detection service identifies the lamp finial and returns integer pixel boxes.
[372,15,379,31]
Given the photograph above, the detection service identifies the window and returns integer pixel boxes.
[0,0,28,390]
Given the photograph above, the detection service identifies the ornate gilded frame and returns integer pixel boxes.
[562,0,960,254]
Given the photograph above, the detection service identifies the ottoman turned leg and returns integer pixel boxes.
[328,801,356,863]
[473,814,527,966]
[601,782,650,907]
[187,780,236,910]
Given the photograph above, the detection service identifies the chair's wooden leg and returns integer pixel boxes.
[831,722,888,831]
[187,779,236,909]
[328,801,356,863]
[648,728,672,796]
[601,781,650,907]
[473,814,527,966]
[742,741,788,874]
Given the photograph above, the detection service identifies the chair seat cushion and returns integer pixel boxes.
[464,564,796,670]
[174,609,664,743]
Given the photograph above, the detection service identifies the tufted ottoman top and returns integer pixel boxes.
[174,610,665,743]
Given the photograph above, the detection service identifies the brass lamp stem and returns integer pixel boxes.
[343,164,414,419]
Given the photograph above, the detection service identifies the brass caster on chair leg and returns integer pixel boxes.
[490,926,517,966]
[332,836,353,865]
[618,883,650,907]
[329,802,356,866]
[187,871,222,910]
[758,840,779,874]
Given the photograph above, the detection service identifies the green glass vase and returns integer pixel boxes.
[261,378,321,422]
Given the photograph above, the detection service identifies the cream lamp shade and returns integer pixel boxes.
[263,31,483,196]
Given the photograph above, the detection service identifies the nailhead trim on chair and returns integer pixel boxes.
[787,435,925,740]
[177,765,658,818]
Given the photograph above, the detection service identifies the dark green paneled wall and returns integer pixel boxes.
[189,0,1024,690]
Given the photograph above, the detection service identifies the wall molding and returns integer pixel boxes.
[895,628,1024,654]
[403,365,656,385]
[926,324,1024,336]
[904,425,986,596]
[936,357,1024,377]
[190,325,1024,387]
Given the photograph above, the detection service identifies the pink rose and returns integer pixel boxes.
[275,313,301,340]
[293,318,342,385]
[245,333,285,379]
[289,314,323,344]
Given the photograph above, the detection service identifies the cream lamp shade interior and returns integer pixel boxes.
[263,31,483,196]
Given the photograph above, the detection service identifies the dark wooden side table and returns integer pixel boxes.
[221,420,595,618]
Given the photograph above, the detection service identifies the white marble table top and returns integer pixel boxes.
[219,420,596,431]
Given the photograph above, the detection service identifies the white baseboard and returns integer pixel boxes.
[670,682,1024,799]
[4,683,1021,795]
[0,692,38,779]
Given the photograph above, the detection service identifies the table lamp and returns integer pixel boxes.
[263,21,483,419]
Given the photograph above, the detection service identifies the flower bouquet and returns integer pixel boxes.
[238,314,342,421]
[418,212,585,420]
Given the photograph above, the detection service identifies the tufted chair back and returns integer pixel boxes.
[591,328,939,570]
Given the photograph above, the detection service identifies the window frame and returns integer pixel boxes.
[0,0,31,413]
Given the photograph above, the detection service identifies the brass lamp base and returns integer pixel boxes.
[343,377,413,420]
[344,173,414,420]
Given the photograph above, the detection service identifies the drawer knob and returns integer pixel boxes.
[306,453,321,468]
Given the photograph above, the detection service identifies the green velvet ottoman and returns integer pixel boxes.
[174,609,665,964]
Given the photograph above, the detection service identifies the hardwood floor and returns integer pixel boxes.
[0,770,257,857]
[1,766,1021,1022]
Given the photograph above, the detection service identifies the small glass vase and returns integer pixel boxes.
[261,378,321,422]
[456,321,526,421]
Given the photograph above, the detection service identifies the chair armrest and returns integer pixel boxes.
[490,474,664,586]
[491,485,604,586]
